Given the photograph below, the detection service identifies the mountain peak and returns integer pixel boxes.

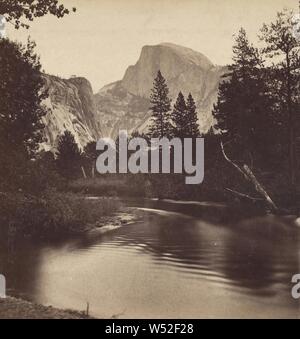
[95,43,227,137]
[139,43,214,71]
[121,42,218,98]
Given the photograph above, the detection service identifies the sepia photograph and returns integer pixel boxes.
[0,0,300,322]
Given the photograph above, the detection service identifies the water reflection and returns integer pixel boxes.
[0,199,299,318]
[0,241,42,300]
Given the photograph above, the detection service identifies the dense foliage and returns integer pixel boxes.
[0,0,75,29]
[0,38,48,189]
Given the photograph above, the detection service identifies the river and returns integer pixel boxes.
[0,198,299,318]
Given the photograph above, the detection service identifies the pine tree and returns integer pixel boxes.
[83,141,97,178]
[148,70,172,138]
[260,9,300,186]
[213,28,272,166]
[56,130,82,180]
[186,93,200,137]
[171,92,200,138]
[171,92,188,138]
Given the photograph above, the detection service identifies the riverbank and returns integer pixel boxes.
[0,190,124,240]
[0,198,299,319]
[0,297,93,319]
[69,172,300,216]
[85,209,140,235]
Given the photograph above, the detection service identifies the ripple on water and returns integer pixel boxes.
[1,201,299,319]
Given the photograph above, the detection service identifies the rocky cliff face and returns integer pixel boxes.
[95,43,227,138]
[42,75,101,150]
[94,81,151,138]
[42,43,226,148]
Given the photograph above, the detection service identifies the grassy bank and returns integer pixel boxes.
[0,189,122,239]
[0,297,92,319]
[69,175,149,197]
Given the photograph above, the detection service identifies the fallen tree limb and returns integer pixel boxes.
[225,188,264,201]
[220,142,246,178]
[221,141,278,213]
[242,164,278,212]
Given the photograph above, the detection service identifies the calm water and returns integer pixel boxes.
[0,199,299,318]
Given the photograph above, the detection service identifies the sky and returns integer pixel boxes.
[6,0,299,92]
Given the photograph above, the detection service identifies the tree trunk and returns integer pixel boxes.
[81,166,87,179]
[286,53,296,188]
[91,163,95,178]
[221,142,278,213]
[242,164,278,212]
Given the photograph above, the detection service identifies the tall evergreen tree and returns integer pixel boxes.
[83,141,97,178]
[186,93,200,137]
[260,9,300,186]
[56,130,82,180]
[148,70,172,138]
[171,92,188,138]
[213,28,272,166]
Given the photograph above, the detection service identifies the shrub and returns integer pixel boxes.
[69,175,147,197]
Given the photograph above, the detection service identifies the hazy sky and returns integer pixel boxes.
[7,0,299,91]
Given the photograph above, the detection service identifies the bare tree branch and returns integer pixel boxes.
[221,141,278,213]
[225,188,263,201]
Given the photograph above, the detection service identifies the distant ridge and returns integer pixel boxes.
[95,43,227,137]
[41,43,227,148]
